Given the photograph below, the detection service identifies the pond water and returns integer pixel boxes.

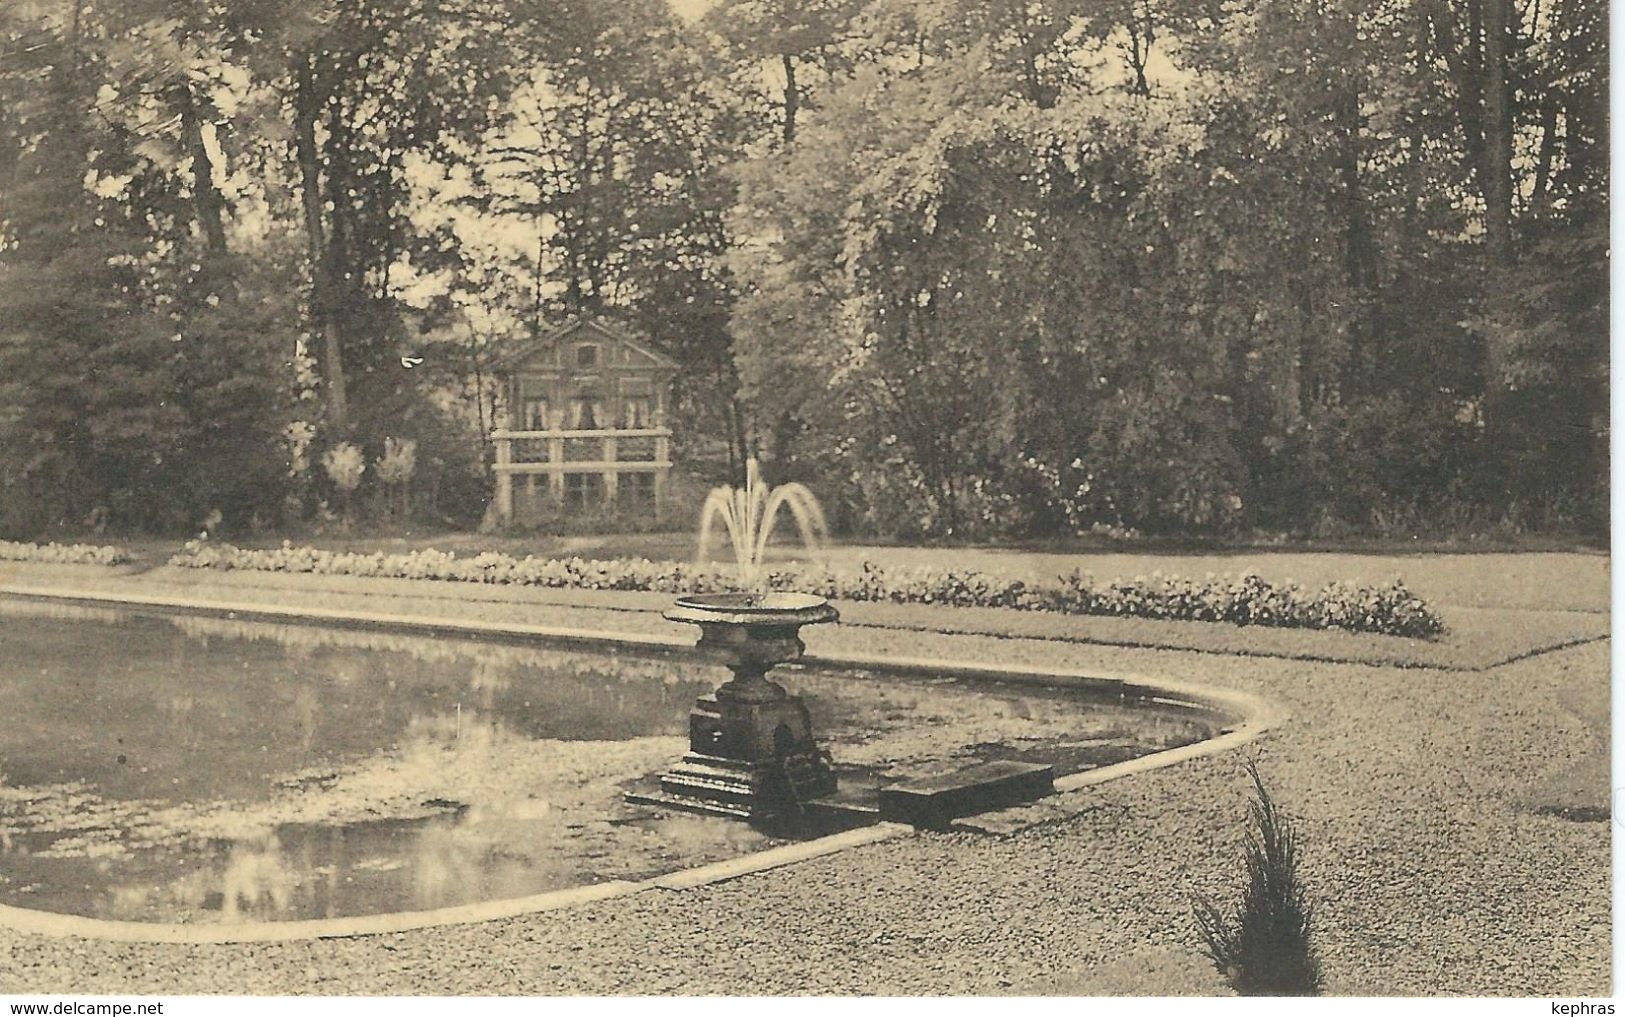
[0,597,1213,926]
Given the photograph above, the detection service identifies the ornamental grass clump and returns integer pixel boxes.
[1194,760,1322,996]
[374,437,418,520]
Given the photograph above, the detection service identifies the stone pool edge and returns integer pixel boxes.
[0,582,1284,945]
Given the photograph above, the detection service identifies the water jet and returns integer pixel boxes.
[695,459,827,582]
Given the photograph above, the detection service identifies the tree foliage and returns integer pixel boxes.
[0,0,1605,540]
[728,0,1607,538]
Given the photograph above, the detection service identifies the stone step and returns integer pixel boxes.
[878,760,1056,829]
[623,787,755,819]
[627,751,838,822]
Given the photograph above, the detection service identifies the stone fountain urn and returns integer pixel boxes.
[626,592,839,820]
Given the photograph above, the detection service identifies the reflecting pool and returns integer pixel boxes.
[0,597,1212,925]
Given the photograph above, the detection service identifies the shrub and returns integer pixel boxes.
[1194,760,1321,996]
[167,542,1445,638]
[375,438,418,487]
[0,540,131,566]
[321,443,366,494]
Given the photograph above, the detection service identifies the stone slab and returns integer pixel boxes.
[879,760,1055,829]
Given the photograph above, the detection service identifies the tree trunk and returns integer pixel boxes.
[1530,96,1559,211]
[294,56,347,429]
[1019,32,1046,107]
[179,94,229,261]
[781,53,799,145]
[471,333,488,439]
[727,358,752,479]
[531,231,545,337]
[1126,3,1153,96]
[1481,0,1515,268]
[1335,83,1376,395]
[1427,0,1489,221]
[727,393,747,485]
[66,0,81,76]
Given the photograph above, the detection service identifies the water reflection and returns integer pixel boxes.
[0,598,128,625]
[164,612,700,688]
[219,832,297,920]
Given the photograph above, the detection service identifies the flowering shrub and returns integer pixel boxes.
[169,541,1446,638]
[321,443,366,494]
[0,540,131,566]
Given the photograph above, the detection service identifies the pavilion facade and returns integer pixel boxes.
[489,317,678,524]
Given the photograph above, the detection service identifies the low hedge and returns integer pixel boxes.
[170,541,1446,638]
[0,539,131,566]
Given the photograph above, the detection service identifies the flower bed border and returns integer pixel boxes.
[168,541,1445,638]
[0,540,131,567]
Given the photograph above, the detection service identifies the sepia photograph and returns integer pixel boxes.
[0,0,1609,1003]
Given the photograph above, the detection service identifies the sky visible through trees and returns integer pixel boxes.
[0,0,1606,540]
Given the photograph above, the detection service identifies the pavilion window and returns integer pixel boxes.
[522,397,550,431]
[569,396,603,429]
[622,397,653,428]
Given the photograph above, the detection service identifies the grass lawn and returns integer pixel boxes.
[116,529,1608,615]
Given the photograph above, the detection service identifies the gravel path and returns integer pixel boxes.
[0,565,1609,996]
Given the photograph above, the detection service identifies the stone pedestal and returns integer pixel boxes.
[626,593,839,821]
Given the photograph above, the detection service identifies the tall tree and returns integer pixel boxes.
[214,0,523,434]
[454,0,750,467]
[0,2,187,530]
[702,0,863,147]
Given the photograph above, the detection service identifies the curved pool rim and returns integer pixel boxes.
[0,583,1286,944]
